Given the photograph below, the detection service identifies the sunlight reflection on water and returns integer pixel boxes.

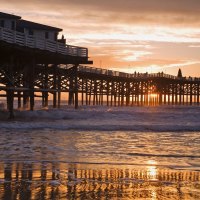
[0,161,200,200]
[147,160,158,181]
[0,129,200,199]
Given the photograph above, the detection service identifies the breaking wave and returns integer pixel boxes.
[0,105,200,132]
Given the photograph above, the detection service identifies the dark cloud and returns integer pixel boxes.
[46,0,200,14]
[1,0,200,26]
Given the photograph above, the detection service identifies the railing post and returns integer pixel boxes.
[67,45,70,55]
[77,47,79,57]
[86,48,88,57]
[56,41,58,53]
[24,32,27,46]
[34,35,37,49]
[0,28,2,40]
[13,31,16,43]
[44,39,46,50]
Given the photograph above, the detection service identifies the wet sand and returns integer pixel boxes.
[0,161,200,200]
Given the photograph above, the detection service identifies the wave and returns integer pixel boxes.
[0,105,200,132]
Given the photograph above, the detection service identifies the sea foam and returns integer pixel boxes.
[0,105,199,132]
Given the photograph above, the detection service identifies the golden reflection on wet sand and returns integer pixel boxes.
[0,161,200,200]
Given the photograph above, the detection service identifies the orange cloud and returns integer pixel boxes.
[1,0,200,76]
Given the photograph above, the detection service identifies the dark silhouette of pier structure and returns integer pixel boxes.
[0,12,200,118]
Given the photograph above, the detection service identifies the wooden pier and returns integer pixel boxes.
[77,66,200,107]
[0,12,200,118]
[1,60,200,118]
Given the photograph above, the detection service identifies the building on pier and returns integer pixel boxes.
[0,11,90,59]
[16,19,62,41]
[0,11,92,118]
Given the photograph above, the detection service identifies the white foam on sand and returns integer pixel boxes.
[0,105,200,132]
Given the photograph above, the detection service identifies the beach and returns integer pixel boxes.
[0,105,200,199]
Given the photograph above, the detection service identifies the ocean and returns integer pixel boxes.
[0,105,200,199]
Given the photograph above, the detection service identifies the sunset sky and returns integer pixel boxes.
[1,0,200,76]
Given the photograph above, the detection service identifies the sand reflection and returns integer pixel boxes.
[0,161,199,199]
[147,160,158,181]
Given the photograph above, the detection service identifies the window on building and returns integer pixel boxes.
[29,29,34,35]
[45,32,49,39]
[11,21,15,30]
[0,20,5,28]
[54,32,58,41]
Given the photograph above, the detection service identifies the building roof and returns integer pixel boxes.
[0,12,21,19]
[17,19,63,32]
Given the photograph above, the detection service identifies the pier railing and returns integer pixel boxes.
[0,27,88,57]
[78,66,200,81]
